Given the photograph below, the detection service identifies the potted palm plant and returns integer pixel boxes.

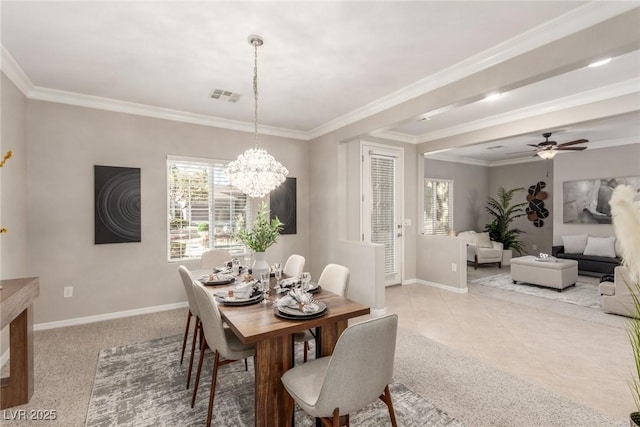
[236,201,283,277]
[484,187,527,266]
[609,184,640,426]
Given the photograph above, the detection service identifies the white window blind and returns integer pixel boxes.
[423,179,454,236]
[370,155,396,274]
[167,157,249,261]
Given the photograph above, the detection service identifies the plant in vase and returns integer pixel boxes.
[609,184,640,426]
[484,187,527,263]
[236,201,283,277]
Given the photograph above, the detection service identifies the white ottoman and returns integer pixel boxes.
[510,256,578,291]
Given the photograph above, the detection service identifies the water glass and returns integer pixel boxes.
[260,272,271,302]
[232,258,240,275]
[301,272,311,291]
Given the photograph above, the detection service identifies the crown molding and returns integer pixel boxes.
[414,78,640,143]
[307,2,638,140]
[369,129,418,144]
[28,86,309,140]
[424,153,490,167]
[1,46,34,96]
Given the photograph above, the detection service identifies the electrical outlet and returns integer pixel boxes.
[64,286,73,298]
[451,263,457,272]
[532,244,538,251]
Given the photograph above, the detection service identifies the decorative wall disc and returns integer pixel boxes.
[525,181,548,228]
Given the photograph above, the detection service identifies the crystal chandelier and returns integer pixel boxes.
[226,35,288,198]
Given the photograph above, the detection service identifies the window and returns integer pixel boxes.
[167,156,250,261]
[423,179,453,235]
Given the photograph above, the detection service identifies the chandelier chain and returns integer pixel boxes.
[253,39,259,144]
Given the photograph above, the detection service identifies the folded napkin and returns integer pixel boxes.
[201,273,234,283]
[214,266,232,274]
[276,288,319,314]
[233,281,257,299]
[280,277,300,287]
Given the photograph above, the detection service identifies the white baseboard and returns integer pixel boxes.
[34,301,188,331]
[415,279,468,294]
[401,278,417,285]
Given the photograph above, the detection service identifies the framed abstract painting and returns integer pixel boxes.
[95,165,141,244]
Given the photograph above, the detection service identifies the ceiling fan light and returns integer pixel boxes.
[537,150,557,160]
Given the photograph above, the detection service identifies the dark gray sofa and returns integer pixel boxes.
[552,245,621,276]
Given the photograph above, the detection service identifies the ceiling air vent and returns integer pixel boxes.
[485,145,504,150]
[209,89,241,103]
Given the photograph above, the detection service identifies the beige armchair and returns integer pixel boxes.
[458,231,503,269]
[599,265,637,317]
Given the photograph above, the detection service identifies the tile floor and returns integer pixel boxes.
[385,265,633,421]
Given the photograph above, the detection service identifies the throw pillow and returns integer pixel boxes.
[583,236,616,258]
[562,234,588,254]
[475,232,492,248]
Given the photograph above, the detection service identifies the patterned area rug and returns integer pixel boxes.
[86,335,462,426]
[470,273,600,309]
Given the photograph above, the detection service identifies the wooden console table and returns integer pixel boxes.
[0,277,39,409]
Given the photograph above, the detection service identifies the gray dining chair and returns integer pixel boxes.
[294,264,350,362]
[283,254,305,278]
[178,265,202,390]
[282,314,398,426]
[191,280,256,427]
[200,249,232,270]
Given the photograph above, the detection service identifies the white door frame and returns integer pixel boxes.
[360,141,404,286]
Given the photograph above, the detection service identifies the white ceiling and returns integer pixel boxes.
[2,1,639,162]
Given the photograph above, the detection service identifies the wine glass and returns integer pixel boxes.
[273,263,282,284]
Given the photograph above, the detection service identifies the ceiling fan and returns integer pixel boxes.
[530,132,588,159]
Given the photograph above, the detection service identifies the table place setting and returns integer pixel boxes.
[199,272,236,286]
[214,281,264,305]
[274,287,327,320]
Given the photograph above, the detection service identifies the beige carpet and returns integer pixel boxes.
[0,307,627,426]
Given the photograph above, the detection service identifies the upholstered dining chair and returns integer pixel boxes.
[191,280,256,427]
[283,254,306,278]
[294,264,350,362]
[178,265,202,390]
[282,314,398,427]
[200,249,232,270]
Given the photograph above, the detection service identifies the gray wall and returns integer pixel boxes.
[25,100,309,324]
[1,74,29,278]
[489,160,553,255]
[423,158,489,233]
[1,74,29,357]
[553,143,640,245]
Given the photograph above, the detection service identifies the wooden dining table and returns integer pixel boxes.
[202,275,370,427]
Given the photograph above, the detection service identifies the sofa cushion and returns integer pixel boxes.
[584,236,616,258]
[475,232,492,248]
[562,234,588,254]
[615,238,624,258]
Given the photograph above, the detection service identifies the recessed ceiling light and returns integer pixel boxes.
[420,116,431,121]
[588,57,612,67]
[483,93,502,102]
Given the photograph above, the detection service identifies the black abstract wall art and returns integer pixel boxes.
[95,165,141,244]
[270,177,297,235]
[525,181,548,228]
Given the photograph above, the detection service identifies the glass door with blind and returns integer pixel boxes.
[361,144,403,286]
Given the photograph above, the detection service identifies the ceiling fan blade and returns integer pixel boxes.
[507,150,535,154]
[556,146,587,151]
[557,139,588,147]
[527,144,541,148]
